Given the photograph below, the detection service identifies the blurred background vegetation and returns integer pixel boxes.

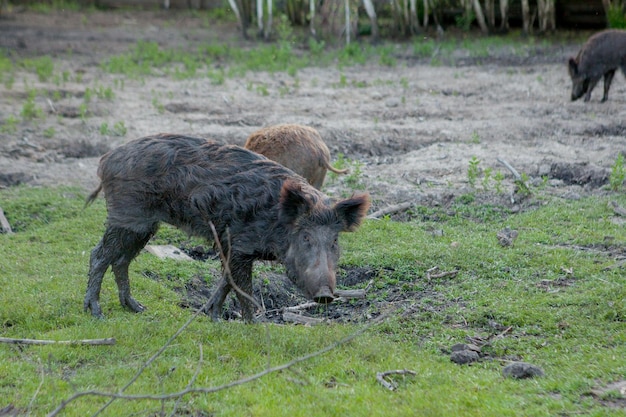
[2,0,625,43]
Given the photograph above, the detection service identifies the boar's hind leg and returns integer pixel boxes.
[601,70,616,102]
[85,225,156,318]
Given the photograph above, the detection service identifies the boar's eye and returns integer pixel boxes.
[302,232,311,245]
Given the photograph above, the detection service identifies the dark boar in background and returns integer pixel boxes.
[84,134,370,322]
[245,124,348,190]
[568,29,626,102]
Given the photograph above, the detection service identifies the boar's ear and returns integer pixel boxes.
[568,57,578,76]
[334,193,371,232]
[280,180,313,224]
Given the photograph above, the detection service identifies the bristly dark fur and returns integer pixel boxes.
[83,133,370,322]
[568,29,626,102]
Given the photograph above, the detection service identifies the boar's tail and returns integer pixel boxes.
[326,163,349,175]
[84,184,102,208]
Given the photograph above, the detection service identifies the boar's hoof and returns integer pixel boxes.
[84,298,105,319]
[120,296,145,314]
[313,287,335,305]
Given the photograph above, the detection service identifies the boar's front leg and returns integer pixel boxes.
[584,76,601,102]
[85,225,155,318]
[205,256,256,322]
[601,69,616,102]
[230,257,256,322]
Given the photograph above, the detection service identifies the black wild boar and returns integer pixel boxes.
[568,29,626,102]
[244,124,348,190]
[84,134,370,322]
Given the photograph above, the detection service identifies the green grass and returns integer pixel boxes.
[1,186,625,416]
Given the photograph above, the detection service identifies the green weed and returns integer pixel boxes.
[21,56,54,82]
[610,152,625,191]
[21,90,43,120]
[467,156,480,188]
[0,115,19,134]
[43,127,56,138]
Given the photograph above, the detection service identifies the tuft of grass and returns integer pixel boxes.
[609,152,625,191]
[21,56,54,82]
[21,90,44,120]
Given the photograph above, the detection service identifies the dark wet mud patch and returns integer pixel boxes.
[156,265,454,325]
[548,162,608,187]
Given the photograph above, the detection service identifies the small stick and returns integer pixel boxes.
[496,158,522,181]
[282,302,319,312]
[0,337,116,346]
[334,289,366,299]
[426,269,458,280]
[376,369,416,391]
[0,207,13,234]
[368,202,412,219]
[282,312,324,326]
[490,326,513,341]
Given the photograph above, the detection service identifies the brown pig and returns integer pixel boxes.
[568,29,626,102]
[84,134,370,322]
[244,124,348,190]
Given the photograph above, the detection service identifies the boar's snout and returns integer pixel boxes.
[313,287,335,304]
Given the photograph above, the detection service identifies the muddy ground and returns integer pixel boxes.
[1,10,625,323]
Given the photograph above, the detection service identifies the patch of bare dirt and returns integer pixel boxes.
[2,10,626,213]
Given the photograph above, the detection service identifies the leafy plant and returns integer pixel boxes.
[610,152,625,191]
[43,127,56,138]
[467,156,480,188]
[21,90,43,120]
[21,56,54,82]
[0,115,19,134]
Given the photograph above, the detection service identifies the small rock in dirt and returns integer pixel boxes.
[502,362,544,379]
[450,350,480,365]
[451,343,481,353]
[561,191,581,200]
[496,227,518,247]
[385,98,400,108]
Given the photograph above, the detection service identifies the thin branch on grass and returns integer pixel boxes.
[168,344,203,417]
[48,308,398,416]
[28,357,45,416]
[282,302,319,312]
[425,267,459,280]
[282,312,325,325]
[367,202,413,219]
[0,337,115,346]
[376,369,416,391]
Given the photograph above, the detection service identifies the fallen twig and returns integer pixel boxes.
[334,289,366,299]
[168,344,203,417]
[282,302,319,312]
[491,326,513,341]
[496,157,522,181]
[426,267,459,280]
[282,312,325,326]
[368,202,412,219]
[376,369,416,391]
[0,207,13,234]
[0,337,115,346]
